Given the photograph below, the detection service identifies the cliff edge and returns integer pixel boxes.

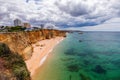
[0,29,66,80]
[0,43,31,80]
[0,29,66,60]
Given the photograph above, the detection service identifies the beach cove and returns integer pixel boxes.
[32,32,120,80]
[25,37,64,78]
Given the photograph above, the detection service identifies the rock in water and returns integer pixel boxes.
[79,40,82,42]
[69,75,72,80]
[92,65,106,74]
[79,73,91,80]
[67,64,80,72]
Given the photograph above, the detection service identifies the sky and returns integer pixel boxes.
[0,0,120,31]
[67,18,120,31]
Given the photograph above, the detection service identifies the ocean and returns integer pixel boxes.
[33,31,120,80]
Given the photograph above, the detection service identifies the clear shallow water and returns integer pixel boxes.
[34,32,120,80]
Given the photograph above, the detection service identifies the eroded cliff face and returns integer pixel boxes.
[0,29,66,60]
[0,43,31,80]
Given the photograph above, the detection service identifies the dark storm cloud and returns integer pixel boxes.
[55,0,93,17]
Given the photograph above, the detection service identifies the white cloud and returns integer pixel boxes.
[44,23,59,29]
[0,0,120,29]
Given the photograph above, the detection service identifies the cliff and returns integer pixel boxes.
[0,43,30,80]
[0,29,66,60]
[0,29,66,80]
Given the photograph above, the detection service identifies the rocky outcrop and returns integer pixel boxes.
[0,43,31,80]
[0,30,66,80]
[0,29,66,60]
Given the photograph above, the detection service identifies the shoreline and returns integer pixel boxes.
[25,37,64,77]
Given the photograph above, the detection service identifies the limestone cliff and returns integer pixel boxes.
[0,29,66,60]
[0,43,31,80]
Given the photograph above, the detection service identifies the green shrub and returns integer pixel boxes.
[8,26,26,32]
[0,43,11,56]
[8,54,30,80]
[0,43,30,80]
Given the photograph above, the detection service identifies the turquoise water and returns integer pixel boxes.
[34,32,120,80]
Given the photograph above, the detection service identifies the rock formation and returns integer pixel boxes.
[0,43,31,80]
[0,29,66,60]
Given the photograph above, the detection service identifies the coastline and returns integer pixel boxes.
[25,37,64,77]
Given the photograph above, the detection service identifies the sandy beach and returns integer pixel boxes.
[25,37,64,76]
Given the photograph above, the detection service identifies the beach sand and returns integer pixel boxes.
[25,37,64,77]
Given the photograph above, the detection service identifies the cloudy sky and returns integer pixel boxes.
[0,0,120,31]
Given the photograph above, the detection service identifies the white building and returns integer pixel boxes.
[23,23,31,28]
[14,19,22,26]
